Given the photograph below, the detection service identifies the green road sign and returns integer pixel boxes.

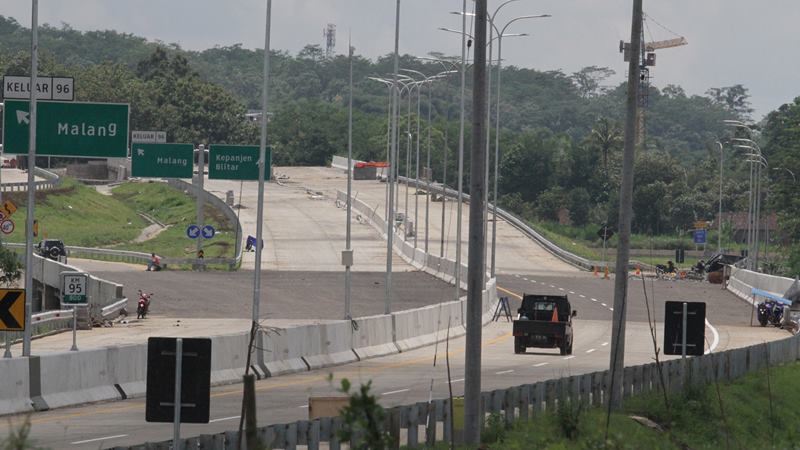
[208,145,271,180]
[61,272,88,305]
[131,143,193,178]
[2,99,129,157]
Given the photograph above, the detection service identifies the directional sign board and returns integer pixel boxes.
[2,100,129,157]
[3,76,74,101]
[0,289,25,331]
[61,272,88,305]
[208,145,271,180]
[131,130,167,144]
[146,337,211,424]
[693,229,707,245]
[201,225,215,239]
[186,225,201,239]
[664,301,706,356]
[131,143,193,179]
[597,226,614,240]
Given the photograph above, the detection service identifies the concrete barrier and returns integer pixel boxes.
[0,357,32,414]
[38,348,123,410]
[727,267,797,304]
[351,314,398,360]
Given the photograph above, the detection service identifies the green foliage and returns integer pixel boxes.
[0,244,21,287]
[482,412,508,444]
[336,378,393,450]
[1,417,44,450]
[557,399,584,440]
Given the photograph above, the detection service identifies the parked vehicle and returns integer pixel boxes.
[36,239,67,262]
[757,299,784,327]
[512,294,576,355]
[137,290,153,319]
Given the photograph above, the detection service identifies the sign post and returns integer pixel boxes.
[2,99,130,157]
[61,271,88,352]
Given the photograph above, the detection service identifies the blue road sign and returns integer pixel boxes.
[186,225,200,239]
[201,225,215,239]
[693,229,707,244]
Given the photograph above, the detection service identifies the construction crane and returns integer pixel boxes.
[620,14,687,147]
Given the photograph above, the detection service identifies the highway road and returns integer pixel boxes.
[2,276,786,449]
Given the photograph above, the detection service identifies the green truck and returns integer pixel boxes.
[512,294,576,355]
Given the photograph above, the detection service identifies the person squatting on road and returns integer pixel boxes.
[146,253,162,271]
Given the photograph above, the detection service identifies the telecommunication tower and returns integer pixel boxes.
[323,23,336,58]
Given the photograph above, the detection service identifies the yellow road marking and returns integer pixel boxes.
[29,286,523,426]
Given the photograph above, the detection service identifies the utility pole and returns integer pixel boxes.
[464,0,488,444]
[385,0,400,314]
[23,0,39,357]
[344,34,354,320]
[609,0,643,409]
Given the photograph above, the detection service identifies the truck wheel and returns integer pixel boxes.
[514,338,525,354]
[567,339,573,355]
[559,342,567,355]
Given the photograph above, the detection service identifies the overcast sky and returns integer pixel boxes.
[3,1,799,119]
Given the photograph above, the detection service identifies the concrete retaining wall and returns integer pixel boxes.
[0,357,31,415]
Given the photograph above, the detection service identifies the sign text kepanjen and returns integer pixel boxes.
[132,130,167,144]
[208,145,271,180]
[131,143,194,179]
[2,76,74,101]
[1,100,129,157]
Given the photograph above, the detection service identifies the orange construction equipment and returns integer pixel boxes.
[604,265,610,279]
[551,306,559,322]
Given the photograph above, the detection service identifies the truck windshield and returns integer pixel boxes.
[533,302,555,311]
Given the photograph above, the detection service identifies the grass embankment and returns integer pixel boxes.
[425,360,800,449]
[2,178,235,261]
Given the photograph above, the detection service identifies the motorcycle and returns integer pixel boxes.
[756,299,783,327]
[137,290,153,319]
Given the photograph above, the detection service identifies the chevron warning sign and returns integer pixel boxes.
[0,289,25,331]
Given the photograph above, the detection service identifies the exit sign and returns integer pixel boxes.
[2,100,129,157]
[208,145,271,180]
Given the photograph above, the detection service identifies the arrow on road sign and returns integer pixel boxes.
[0,289,25,331]
[16,110,29,125]
[186,225,201,239]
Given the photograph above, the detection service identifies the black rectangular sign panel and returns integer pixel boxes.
[145,337,212,423]
[663,301,706,356]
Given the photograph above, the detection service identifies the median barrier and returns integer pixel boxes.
[0,357,32,415]
[38,348,123,410]
[727,267,797,304]
[301,321,359,370]
[351,314,399,360]
[209,332,252,386]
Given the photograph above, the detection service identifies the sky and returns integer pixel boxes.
[3,1,799,120]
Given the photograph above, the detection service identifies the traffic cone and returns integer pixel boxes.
[604,265,610,279]
[593,266,599,277]
[635,264,641,276]
[551,306,559,322]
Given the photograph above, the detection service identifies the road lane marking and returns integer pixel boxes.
[586,349,596,354]
[569,291,575,294]
[382,388,411,396]
[497,286,522,300]
[299,404,309,408]
[451,378,465,383]
[705,319,720,354]
[601,342,609,346]
[210,415,240,423]
[515,274,520,277]
[71,435,128,445]
[522,277,528,281]
[495,369,514,375]
[563,356,576,360]
[579,294,586,298]
[558,288,565,291]
[550,284,556,288]
[533,362,549,367]
[591,298,597,302]
[601,303,607,307]
[609,307,614,311]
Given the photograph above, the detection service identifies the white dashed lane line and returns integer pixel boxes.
[533,362,549,367]
[586,349,596,354]
[71,435,128,446]
[382,388,411,396]
[210,415,241,423]
[563,355,576,360]
[579,294,586,298]
[601,342,609,346]
[558,288,565,291]
[550,285,556,288]
[569,291,575,294]
[601,303,607,307]
[495,369,515,375]
[591,298,598,302]
[451,378,465,383]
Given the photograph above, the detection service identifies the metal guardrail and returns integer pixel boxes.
[101,298,128,318]
[114,326,800,449]
[2,309,75,344]
[0,166,62,192]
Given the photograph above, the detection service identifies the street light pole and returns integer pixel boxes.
[344,35,353,321]
[716,140,724,253]
[23,0,39,356]
[385,0,401,315]
[455,0,467,301]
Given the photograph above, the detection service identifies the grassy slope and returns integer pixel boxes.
[424,360,800,449]
[1,178,235,260]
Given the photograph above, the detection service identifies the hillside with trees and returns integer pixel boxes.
[2,15,798,274]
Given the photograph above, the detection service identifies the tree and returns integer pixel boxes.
[705,84,754,118]
[570,66,615,98]
[0,245,21,287]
